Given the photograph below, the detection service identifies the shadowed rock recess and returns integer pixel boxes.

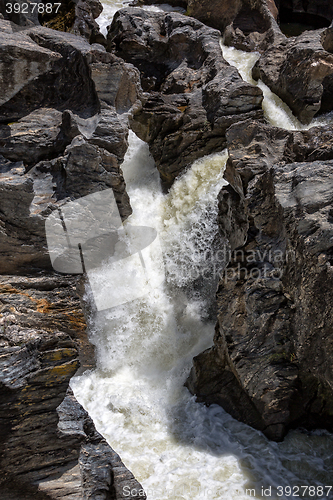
[187,120,333,441]
[0,16,146,500]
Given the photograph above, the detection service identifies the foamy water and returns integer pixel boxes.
[96,1,185,36]
[72,6,333,500]
[220,43,333,130]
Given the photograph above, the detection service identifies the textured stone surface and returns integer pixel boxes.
[0,20,140,274]
[0,135,131,274]
[108,8,263,187]
[0,10,144,500]
[187,120,333,441]
[0,23,99,123]
[87,49,142,113]
[0,275,146,498]
[252,28,333,124]
[0,0,105,45]
[0,108,74,166]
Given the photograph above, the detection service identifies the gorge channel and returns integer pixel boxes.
[71,4,333,499]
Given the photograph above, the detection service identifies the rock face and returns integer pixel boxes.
[187,119,333,441]
[188,0,281,53]
[0,0,105,44]
[107,8,263,187]
[0,17,146,499]
[0,20,143,273]
[252,28,333,124]
[141,1,333,125]
[0,275,146,499]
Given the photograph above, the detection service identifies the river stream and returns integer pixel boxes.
[71,5,333,499]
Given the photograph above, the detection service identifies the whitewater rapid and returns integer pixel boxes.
[71,6,333,500]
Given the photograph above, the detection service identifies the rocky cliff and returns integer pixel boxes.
[107,7,263,188]
[187,119,333,441]
[0,13,146,499]
[1,1,333,495]
[135,0,333,124]
[0,275,147,499]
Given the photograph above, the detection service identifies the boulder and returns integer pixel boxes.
[187,119,333,441]
[0,0,105,44]
[107,8,263,187]
[0,22,99,122]
[252,28,333,124]
[0,108,74,166]
[0,21,140,122]
[0,137,131,274]
[0,20,144,274]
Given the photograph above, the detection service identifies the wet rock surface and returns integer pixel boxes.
[0,16,146,499]
[108,8,263,187]
[187,119,333,441]
[252,28,333,124]
[0,276,146,499]
[0,0,105,44]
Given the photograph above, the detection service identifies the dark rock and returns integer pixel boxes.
[187,119,333,441]
[0,274,92,372]
[0,11,145,500]
[322,24,333,52]
[0,108,75,166]
[86,50,142,113]
[0,0,40,27]
[0,22,99,122]
[0,21,143,274]
[276,0,333,28]
[185,0,282,53]
[0,0,105,45]
[0,136,131,274]
[252,29,333,124]
[63,136,132,214]
[40,0,104,45]
[188,0,279,29]
[0,22,141,123]
[108,8,263,187]
[0,275,146,499]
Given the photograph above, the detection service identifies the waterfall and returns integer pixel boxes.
[71,7,333,500]
[220,43,333,131]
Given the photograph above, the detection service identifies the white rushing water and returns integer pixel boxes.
[220,43,333,131]
[96,1,185,36]
[72,5,333,500]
